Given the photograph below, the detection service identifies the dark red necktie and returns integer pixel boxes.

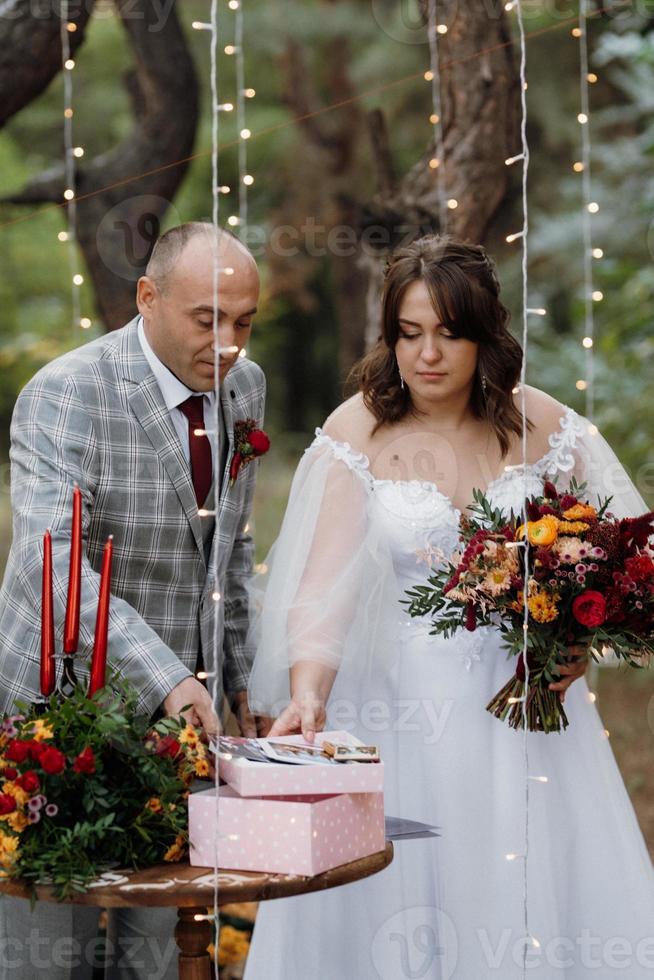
[177,396,213,507]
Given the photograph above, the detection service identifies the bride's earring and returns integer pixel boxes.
[397,360,405,391]
[481,373,489,396]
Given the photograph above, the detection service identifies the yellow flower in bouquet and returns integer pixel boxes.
[556,520,589,535]
[29,720,55,742]
[517,516,559,547]
[527,590,560,624]
[2,782,28,807]
[194,758,210,778]
[562,503,597,521]
[163,833,186,863]
[146,797,163,814]
[6,812,28,833]
[179,725,200,747]
[217,925,251,966]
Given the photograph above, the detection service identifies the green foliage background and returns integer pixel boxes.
[1,1,653,566]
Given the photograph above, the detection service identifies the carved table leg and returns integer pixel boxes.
[175,907,213,980]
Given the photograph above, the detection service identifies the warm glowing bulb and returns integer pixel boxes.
[64,59,75,70]
[239,348,247,358]
[229,0,239,7]
[578,112,588,124]
[576,379,587,391]
[240,128,251,139]
[429,158,440,169]
[244,88,256,98]
[424,70,434,82]
[243,174,254,185]
[64,189,75,201]
[80,317,92,329]
[603,729,610,738]
[58,231,69,242]
[592,247,603,258]
[212,591,221,601]
[587,72,598,84]
[219,102,234,112]
[227,215,240,227]
[66,21,77,31]
[218,185,231,194]
[429,113,440,125]
[588,692,597,703]
[223,266,235,275]
[224,44,236,55]
[447,199,458,209]
[437,23,448,34]
[73,274,84,286]
[592,290,603,302]
[587,202,599,214]
[73,146,84,158]
[505,232,522,243]
[192,21,211,30]
[573,161,584,172]
[582,336,593,348]
[64,108,73,118]
[571,27,582,37]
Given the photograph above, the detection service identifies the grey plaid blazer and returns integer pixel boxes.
[0,318,265,718]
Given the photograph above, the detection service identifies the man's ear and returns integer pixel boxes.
[136,275,158,318]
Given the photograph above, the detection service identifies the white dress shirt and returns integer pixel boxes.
[137,317,220,465]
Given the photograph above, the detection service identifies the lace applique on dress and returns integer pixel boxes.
[310,428,374,488]
[534,406,585,477]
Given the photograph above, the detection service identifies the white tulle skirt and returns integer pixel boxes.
[244,625,654,979]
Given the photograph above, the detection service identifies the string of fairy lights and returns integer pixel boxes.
[59,2,91,333]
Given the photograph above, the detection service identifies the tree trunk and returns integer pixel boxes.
[2,0,199,331]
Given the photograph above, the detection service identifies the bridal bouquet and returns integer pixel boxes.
[0,674,209,898]
[404,479,654,733]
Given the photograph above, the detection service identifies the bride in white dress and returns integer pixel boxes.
[244,236,654,979]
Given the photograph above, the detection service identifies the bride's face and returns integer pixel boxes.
[395,279,478,403]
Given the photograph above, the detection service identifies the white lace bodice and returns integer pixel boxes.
[312,405,585,585]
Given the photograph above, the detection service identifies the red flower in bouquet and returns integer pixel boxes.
[73,747,96,775]
[0,768,17,781]
[5,741,30,764]
[15,771,40,794]
[625,554,654,583]
[39,747,66,775]
[0,794,17,815]
[229,419,271,488]
[153,735,181,761]
[572,591,607,628]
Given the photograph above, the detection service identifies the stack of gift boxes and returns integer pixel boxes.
[189,731,385,876]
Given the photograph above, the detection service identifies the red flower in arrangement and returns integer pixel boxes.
[73,747,96,775]
[39,746,67,775]
[229,419,271,487]
[27,741,46,762]
[560,494,578,511]
[619,512,654,555]
[15,771,40,794]
[153,735,181,761]
[465,601,477,632]
[1,768,17,781]
[0,794,17,815]
[625,554,654,583]
[543,481,559,500]
[572,590,607,628]
[5,740,30,764]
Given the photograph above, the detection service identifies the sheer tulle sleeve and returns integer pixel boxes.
[247,432,398,716]
[539,407,649,519]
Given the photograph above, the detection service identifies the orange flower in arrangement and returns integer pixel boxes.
[517,516,559,547]
[556,520,590,535]
[146,797,163,814]
[562,503,597,522]
[163,833,186,863]
[527,590,560,624]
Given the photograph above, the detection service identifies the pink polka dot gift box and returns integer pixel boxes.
[216,730,384,796]
[188,785,386,876]
[188,732,385,874]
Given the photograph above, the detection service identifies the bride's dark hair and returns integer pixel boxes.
[349,234,531,457]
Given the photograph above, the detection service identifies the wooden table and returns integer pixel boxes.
[0,844,394,979]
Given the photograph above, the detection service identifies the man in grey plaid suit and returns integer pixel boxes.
[0,224,266,978]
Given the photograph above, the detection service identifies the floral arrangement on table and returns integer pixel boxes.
[0,486,212,898]
[404,478,654,733]
[0,678,209,899]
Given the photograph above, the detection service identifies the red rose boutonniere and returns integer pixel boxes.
[229,419,271,487]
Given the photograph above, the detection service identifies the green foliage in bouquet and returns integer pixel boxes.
[0,672,210,898]
[404,479,654,733]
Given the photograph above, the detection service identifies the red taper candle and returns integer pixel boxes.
[63,485,82,654]
[89,536,113,697]
[40,530,56,697]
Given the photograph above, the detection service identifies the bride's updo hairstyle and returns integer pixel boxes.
[350,234,530,457]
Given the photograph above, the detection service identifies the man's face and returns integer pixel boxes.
[136,237,260,392]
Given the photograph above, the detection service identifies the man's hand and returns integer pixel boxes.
[549,644,589,703]
[230,690,258,738]
[163,676,220,738]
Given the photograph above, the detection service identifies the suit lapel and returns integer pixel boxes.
[218,380,235,514]
[121,322,205,560]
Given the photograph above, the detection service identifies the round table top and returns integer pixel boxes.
[0,843,394,908]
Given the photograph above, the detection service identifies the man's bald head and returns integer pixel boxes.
[145,222,257,294]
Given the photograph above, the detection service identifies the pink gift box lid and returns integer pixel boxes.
[217,730,384,797]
